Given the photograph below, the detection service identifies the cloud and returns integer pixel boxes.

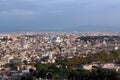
[0,11,8,15]
[0,10,34,16]
[0,0,120,32]
[17,0,76,3]
[11,10,34,15]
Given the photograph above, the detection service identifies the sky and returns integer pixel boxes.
[0,0,120,32]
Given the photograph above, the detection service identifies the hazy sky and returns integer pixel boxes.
[0,0,120,32]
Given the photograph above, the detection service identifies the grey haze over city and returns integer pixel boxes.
[0,0,120,32]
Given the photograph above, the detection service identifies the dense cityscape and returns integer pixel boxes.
[0,32,120,80]
[1,0,120,80]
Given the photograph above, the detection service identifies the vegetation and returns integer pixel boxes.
[29,63,120,80]
[24,49,120,80]
[62,49,120,65]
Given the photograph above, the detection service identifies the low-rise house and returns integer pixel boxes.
[101,63,120,72]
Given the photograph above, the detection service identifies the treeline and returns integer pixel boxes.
[62,49,120,65]
[22,63,120,80]
[68,68,120,80]
[21,64,70,80]
[21,49,120,80]
[79,36,120,42]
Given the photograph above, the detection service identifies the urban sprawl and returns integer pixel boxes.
[0,32,120,80]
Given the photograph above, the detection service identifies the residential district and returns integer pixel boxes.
[0,32,120,80]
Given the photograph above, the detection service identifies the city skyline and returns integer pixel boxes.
[0,0,120,32]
